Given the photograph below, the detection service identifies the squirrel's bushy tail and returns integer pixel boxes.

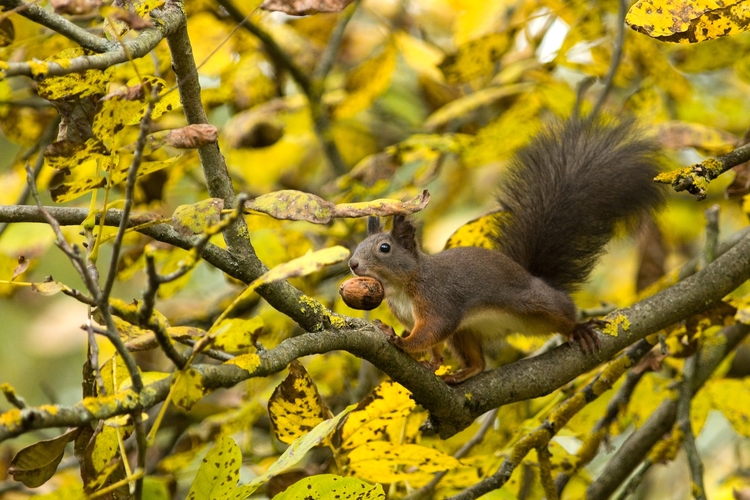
[496,116,664,292]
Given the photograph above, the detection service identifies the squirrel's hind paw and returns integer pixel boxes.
[570,319,605,354]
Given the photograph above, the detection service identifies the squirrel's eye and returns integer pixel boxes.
[379,243,391,253]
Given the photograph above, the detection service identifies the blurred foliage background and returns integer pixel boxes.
[1,0,750,498]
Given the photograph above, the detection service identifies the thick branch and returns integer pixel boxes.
[2,206,750,437]
[0,205,332,331]
[0,324,463,442]
[457,227,750,426]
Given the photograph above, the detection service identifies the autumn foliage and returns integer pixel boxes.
[1,0,750,499]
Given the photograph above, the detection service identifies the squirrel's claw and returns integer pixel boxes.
[571,319,605,354]
[373,319,401,344]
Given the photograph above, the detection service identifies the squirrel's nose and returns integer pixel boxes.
[349,258,359,272]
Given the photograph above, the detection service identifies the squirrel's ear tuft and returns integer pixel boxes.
[367,217,382,235]
[391,216,418,254]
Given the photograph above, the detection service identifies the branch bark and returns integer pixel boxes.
[2,3,184,78]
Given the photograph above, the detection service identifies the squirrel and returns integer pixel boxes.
[348,116,664,384]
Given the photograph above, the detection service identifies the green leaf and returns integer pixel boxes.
[8,427,82,487]
[237,404,356,496]
[272,475,385,500]
[171,198,224,235]
[186,436,242,500]
[253,246,350,287]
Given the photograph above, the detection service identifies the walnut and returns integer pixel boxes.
[339,277,384,310]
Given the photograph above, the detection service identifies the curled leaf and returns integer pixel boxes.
[30,280,64,296]
[12,256,29,281]
[244,189,430,224]
[171,198,224,235]
[9,428,82,487]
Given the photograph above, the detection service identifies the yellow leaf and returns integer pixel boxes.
[36,48,113,100]
[185,436,241,500]
[705,378,750,437]
[171,198,224,235]
[268,361,333,444]
[626,0,750,43]
[171,368,205,411]
[439,33,511,84]
[240,405,356,496]
[334,41,398,119]
[30,281,64,296]
[464,97,542,167]
[44,138,109,172]
[444,209,510,250]
[7,428,82,488]
[90,426,120,477]
[253,246,350,287]
[212,317,263,352]
[245,189,430,224]
[340,380,416,451]
[424,84,533,131]
[225,353,261,373]
[347,442,461,483]
[395,31,444,81]
[273,475,386,500]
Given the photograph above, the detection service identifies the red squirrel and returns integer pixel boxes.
[348,117,664,384]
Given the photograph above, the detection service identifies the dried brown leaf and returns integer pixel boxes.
[12,256,29,281]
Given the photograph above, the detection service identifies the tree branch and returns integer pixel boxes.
[0,0,112,53]
[586,322,750,500]
[1,3,184,78]
[0,205,335,331]
[656,141,750,200]
[1,207,750,440]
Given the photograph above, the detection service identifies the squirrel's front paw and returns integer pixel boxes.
[373,320,402,345]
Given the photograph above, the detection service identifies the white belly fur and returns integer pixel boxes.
[458,308,558,338]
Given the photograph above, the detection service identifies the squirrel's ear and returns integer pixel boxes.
[367,216,382,235]
[391,215,418,254]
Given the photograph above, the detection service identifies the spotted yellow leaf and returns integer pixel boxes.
[268,361,333,444]
[627,0,750,43]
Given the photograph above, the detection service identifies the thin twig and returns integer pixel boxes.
[612,460,652,500]
[590,0,626,117]
[101,91,157,302]
[0,0,112,52]
[141,254,188,369]
[2,3,184,78]
[86,318,107,397]
[214,0,312,95]
[555,342,652,494]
